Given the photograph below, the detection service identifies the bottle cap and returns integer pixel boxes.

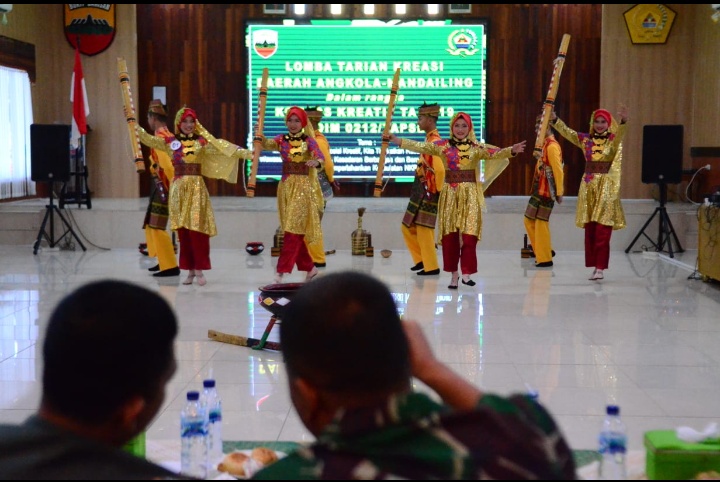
[186,390,200,401]
[203,379,216,388]
[606,405,619,415]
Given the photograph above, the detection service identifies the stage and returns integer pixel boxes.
[0,195,700,255]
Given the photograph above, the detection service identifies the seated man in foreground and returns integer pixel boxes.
[252,270,577,480]
[0,280,185,479]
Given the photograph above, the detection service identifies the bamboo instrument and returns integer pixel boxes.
[534,34,571,160]
[373,68,401,197]
[207,329,281,351]
[247,68,269,198]
[117,57,145,173]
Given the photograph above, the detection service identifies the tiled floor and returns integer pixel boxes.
[1,242,719,456]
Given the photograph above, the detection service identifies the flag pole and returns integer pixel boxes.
[69,36,91,208]
[80,131,90,208]
[78,36,86,202]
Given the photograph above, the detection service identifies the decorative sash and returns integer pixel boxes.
[444,169,476,184]
[174,164,202,177]
[524,194,554,222]
[402,177,439,229]
[584,161,612,174]
[283,162,310,176]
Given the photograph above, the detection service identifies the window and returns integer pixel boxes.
[0,65,34,199]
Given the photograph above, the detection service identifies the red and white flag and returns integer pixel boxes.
[70,45,89,149]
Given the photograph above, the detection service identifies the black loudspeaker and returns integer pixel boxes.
[31,124,71,183]
[641,125,683,184]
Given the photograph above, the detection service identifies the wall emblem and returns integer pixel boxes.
[446,28,479,56]
[253,29,278,59]
[64,4,116,56]
[623,4,676,45]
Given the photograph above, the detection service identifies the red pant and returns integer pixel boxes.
[441,232,478,275]
[584,222,612,269]
[177,228,211,270]
[277,232,314,274]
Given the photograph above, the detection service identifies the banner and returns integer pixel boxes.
[246,20,488,181]
[70,46,89,149]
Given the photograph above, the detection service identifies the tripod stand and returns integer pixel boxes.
[60,135,92,209]
[33,182,87,255]
[625,180,684,258]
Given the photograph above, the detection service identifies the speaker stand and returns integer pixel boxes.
[60,136,92,209]
[625,181,684,258]
[33,182,87,255]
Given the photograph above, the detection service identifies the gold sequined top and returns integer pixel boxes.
[399,138,514,240]
[262,134,324,243]
[552,116,627,230]
[137,123,252,236]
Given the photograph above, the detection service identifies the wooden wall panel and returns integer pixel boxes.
[601,5,700,200]
[1,4,140,199]
[135,4,602,197]
[472,4,601,198]
[9,5,715,200]
[691,7,720,147]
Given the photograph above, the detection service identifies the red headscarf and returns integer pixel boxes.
[452,112,473,132]
[449,112,477,142]
[593,109,612,125]
[174,107,198,135]
[285,106,308,128]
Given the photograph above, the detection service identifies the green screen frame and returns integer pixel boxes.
[246,18,488,181]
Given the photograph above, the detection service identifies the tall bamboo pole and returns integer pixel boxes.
[117,57,145,173]
[247,68,269,198]
[534,34,571,160]
[373,68,401,197]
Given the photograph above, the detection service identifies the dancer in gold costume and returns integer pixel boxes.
[137,107,252,286]
[303,107,336,268]
[260,106,325,283]
[388,113,526,289]
[551,105,628,280]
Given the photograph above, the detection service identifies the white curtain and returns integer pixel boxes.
[0,65,34,199]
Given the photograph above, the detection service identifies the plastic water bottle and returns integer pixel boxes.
[180,390,208,479]
[525,383,539,402]
[598,404,627,480]
[201,379,223,464]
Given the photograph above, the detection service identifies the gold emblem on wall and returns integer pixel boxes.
[623,4,676,45]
